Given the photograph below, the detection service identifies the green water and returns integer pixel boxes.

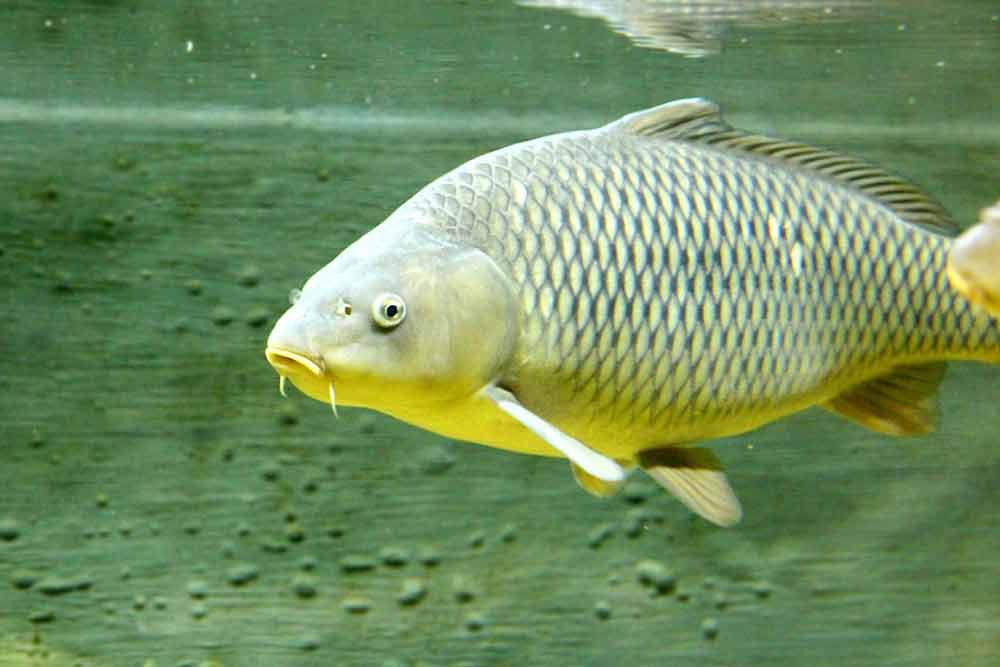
[1,1,999,665]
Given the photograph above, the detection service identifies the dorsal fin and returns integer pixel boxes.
[608,98,957,236]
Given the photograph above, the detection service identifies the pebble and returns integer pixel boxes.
[0,517,20,541]
[340,554,376,574]
[712,592,728,611]
[594,600,612,620]
[622,479,654,504]
[587,523,614,549]
[211,306,235,327]
[260,463,281,481]
[133,594,147,611]
[752,581,772,599]
[235,521,253,537]
[226,562,260,587]
[185,279,202,296]
[452,575,478,603]
[635,560,676,595]
[464,611,486,632]
[299,555,318,571]
[467,530,485,548]
[246,307,269,328]
[152,596,168,610]
[292,574,318,599]
[417,546,441,567]
[285,523,306,543]
[379,546,409,567]
[29,610,56,624]
[701,617,719,640]
[278,403,299,426]
[397,578,428,606]
[295,634,321,651]
[238,266,261,287]
[190,602,208,619]
[37,574,94,596]
[499,524,517,543]
[186,580,209,599]
[342,596,372,614]
[11,570,38,590]
[96,493,109,508]
[418,446,455,475]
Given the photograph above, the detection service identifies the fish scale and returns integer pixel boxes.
[403,122,993,442]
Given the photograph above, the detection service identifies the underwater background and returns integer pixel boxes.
[1,1,999,665]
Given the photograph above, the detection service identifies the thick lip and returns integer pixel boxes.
[264,346,325,378]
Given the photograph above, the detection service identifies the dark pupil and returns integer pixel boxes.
[384,304,399,318]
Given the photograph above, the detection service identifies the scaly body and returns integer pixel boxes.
[266,99,1000,525]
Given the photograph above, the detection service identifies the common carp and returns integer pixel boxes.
[266,99,999,526]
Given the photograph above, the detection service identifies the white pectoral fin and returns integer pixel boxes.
[639,446,743,527]
[483,386,626,483]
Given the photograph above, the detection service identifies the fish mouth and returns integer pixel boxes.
[264,346,339,416]
[265,346,324,378]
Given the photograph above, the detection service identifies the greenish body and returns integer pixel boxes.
[397,111,997,459]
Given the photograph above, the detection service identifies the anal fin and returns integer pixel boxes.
[638,446,742,527]
[823,362,946,436]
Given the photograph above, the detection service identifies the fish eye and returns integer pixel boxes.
[288,288,303,305]
[372,293,406,329]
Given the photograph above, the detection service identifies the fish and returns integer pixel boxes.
[265,98,1000,526]
[516,0,870,57]
[948,200,1000,319]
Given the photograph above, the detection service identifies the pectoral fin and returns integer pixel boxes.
[571,463,625,498]
[639,446,743,527]
[483,386,626,483]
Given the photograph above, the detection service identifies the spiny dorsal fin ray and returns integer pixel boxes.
[638,446,742,527]
[823,362,947,436]
[610,98,957,237]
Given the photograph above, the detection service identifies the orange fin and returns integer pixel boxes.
[823,363,946,436]
[638,446,742,527]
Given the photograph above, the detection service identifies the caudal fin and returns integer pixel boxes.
[947,200,1000,318]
